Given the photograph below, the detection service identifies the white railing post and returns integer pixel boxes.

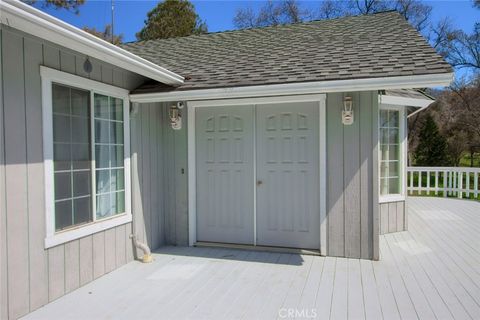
[435,171,439,196]
[443,170,448,197]
[466,172,470,199]
[419,171,422,195]
[426,170,431,195]
[458,172,463,199]
[409,170,414,195]
[475,172,479,199]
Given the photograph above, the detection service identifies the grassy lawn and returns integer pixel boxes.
[459,153,480,167]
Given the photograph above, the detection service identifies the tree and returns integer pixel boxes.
[25,0,85,14]
[233,0,310,29]
[414,115,449,166]
[136,0,207,41]
[83,25,123,45]
[317,0,348,19]
[347,0,389,15]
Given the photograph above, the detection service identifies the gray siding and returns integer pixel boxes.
[0,26,146,319]
[130,101,188,251]
[326,92,379,259]
[379,200,407,235]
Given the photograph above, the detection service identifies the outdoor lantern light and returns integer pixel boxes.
[83,57,93,74]
[342,96,354,125]
[169,105,182,130]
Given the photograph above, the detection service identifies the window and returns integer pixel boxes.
[42,67,131,248]
[379,106,405,200]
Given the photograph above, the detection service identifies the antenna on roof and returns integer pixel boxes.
[111,0,114,44]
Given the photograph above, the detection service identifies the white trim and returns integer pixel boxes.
[42,67,132,248]
[45,214,131,248]
[379,95,433,108]
[379,195,406,204]
[319,96,327,256]
[1,0,183,85]
[378,104,407,203]
[187,103,196,246]
[187,94,327,251]
[130,73,453,103]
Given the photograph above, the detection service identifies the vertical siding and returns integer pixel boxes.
[0,27,146,319]
[326,91,378,259]
[379,200,407,235]
[130,102,170,256]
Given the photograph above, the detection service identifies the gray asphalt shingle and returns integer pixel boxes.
[121,11,452,93]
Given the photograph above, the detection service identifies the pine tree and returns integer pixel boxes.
[136,0,207,40]
[414,115,450,166]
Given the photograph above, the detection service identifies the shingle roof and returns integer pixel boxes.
[121,11,452,94]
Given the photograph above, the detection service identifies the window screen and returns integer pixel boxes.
[52,84,92,230]
[379,109,401,195]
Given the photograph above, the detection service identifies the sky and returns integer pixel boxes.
[34,0,479,43]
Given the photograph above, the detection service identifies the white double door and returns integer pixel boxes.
[195,101,320,249]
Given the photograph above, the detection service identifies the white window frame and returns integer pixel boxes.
[378,104,407,203]
[41,66,131,248]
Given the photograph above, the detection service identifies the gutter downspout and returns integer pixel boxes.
[129,102,153,263]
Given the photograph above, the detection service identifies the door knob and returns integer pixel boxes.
[257,180,263,186]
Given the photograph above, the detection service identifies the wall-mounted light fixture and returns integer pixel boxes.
[83,57,93,74]
[342,96,354,125]
[169,105,182,130]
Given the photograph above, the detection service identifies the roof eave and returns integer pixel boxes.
[0,0,184,86]
[129,72,454,103]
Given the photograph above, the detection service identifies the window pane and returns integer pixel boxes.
[389,161,399,177]
[389,111,399,128]
[96,193,113,219]
[380,162,388,179]
[389,145,398,161]
[380,128,388,145]
[53,114,71,143]
[71,88,89,117]
[110,145,124,168]
[94,94,110,119]
[54,172,71,200]
[54,143,71,171]
[389,178,400,194]
[111,97,123,121]
[72,143,90,170]
[73,171,90,197]
[72,117,89,143]
[95,119,110,144]
[73,197,92,225]
[52,84,70,115]
[96,169,111,194]
[380,178,389,196]
[379,109,402,196]
[52,83,92,231]
[55,200,73,231]
[112,191,125,214]
[110,122,124,145]
[111,169,124,191]
[388,129,399,144]
[95,145,110,169]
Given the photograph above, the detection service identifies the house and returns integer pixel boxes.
[0,0,452,319]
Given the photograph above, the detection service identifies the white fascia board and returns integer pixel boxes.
[0,0,184,86]
[379,95,433,108]
[129,72,453,103]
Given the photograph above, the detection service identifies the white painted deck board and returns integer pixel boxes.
[22,197,480,320]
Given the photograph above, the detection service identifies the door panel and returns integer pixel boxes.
[256,102,320,249]
[196,106,254,244]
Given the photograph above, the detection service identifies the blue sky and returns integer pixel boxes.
[34,0,479,43]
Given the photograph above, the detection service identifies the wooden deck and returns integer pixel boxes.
[23,197,480,320]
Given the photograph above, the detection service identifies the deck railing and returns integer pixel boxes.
[407,167,480,200]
